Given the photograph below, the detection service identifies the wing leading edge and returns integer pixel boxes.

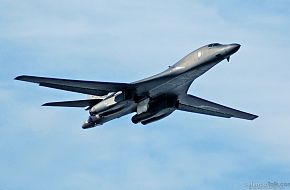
[178,95,258,120]
[15,75,134,96]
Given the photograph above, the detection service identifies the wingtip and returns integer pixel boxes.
[252,115,259,120]
[14,75,27,81]
[14,75,23,80]
[248,114,258,120]
[42,102,56,107]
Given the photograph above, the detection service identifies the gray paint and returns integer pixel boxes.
[15,43,257,129]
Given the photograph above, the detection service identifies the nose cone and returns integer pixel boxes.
[222,43,241,58]
[228,43,241,54]
[230,43,241,53]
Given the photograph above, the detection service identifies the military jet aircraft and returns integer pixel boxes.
[15,43,258,129]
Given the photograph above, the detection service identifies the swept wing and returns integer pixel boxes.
[178,95,258,120]
[15,75,133,96]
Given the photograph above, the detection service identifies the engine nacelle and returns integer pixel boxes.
[82,115,102,129]
[90,91,124,115]
[132,95,177,124]
[132,107,175,124]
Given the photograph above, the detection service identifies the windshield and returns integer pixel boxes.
[208,43,221,47]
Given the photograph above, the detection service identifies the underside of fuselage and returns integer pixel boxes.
[82,94,178,129]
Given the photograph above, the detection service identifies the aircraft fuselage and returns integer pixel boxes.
[82,43,241,128]
[16,43,257,129]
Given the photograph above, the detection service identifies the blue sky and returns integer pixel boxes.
[1,0,290,189]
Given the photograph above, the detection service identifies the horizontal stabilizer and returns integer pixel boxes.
[15,75,134,96]
[42,99,102,108]
[178,95,258,120]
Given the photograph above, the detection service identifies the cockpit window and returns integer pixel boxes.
[208,43,221,47]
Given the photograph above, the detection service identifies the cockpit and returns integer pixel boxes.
[208,43,221,48]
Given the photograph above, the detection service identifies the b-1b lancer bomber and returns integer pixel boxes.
[15,43,258,129]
